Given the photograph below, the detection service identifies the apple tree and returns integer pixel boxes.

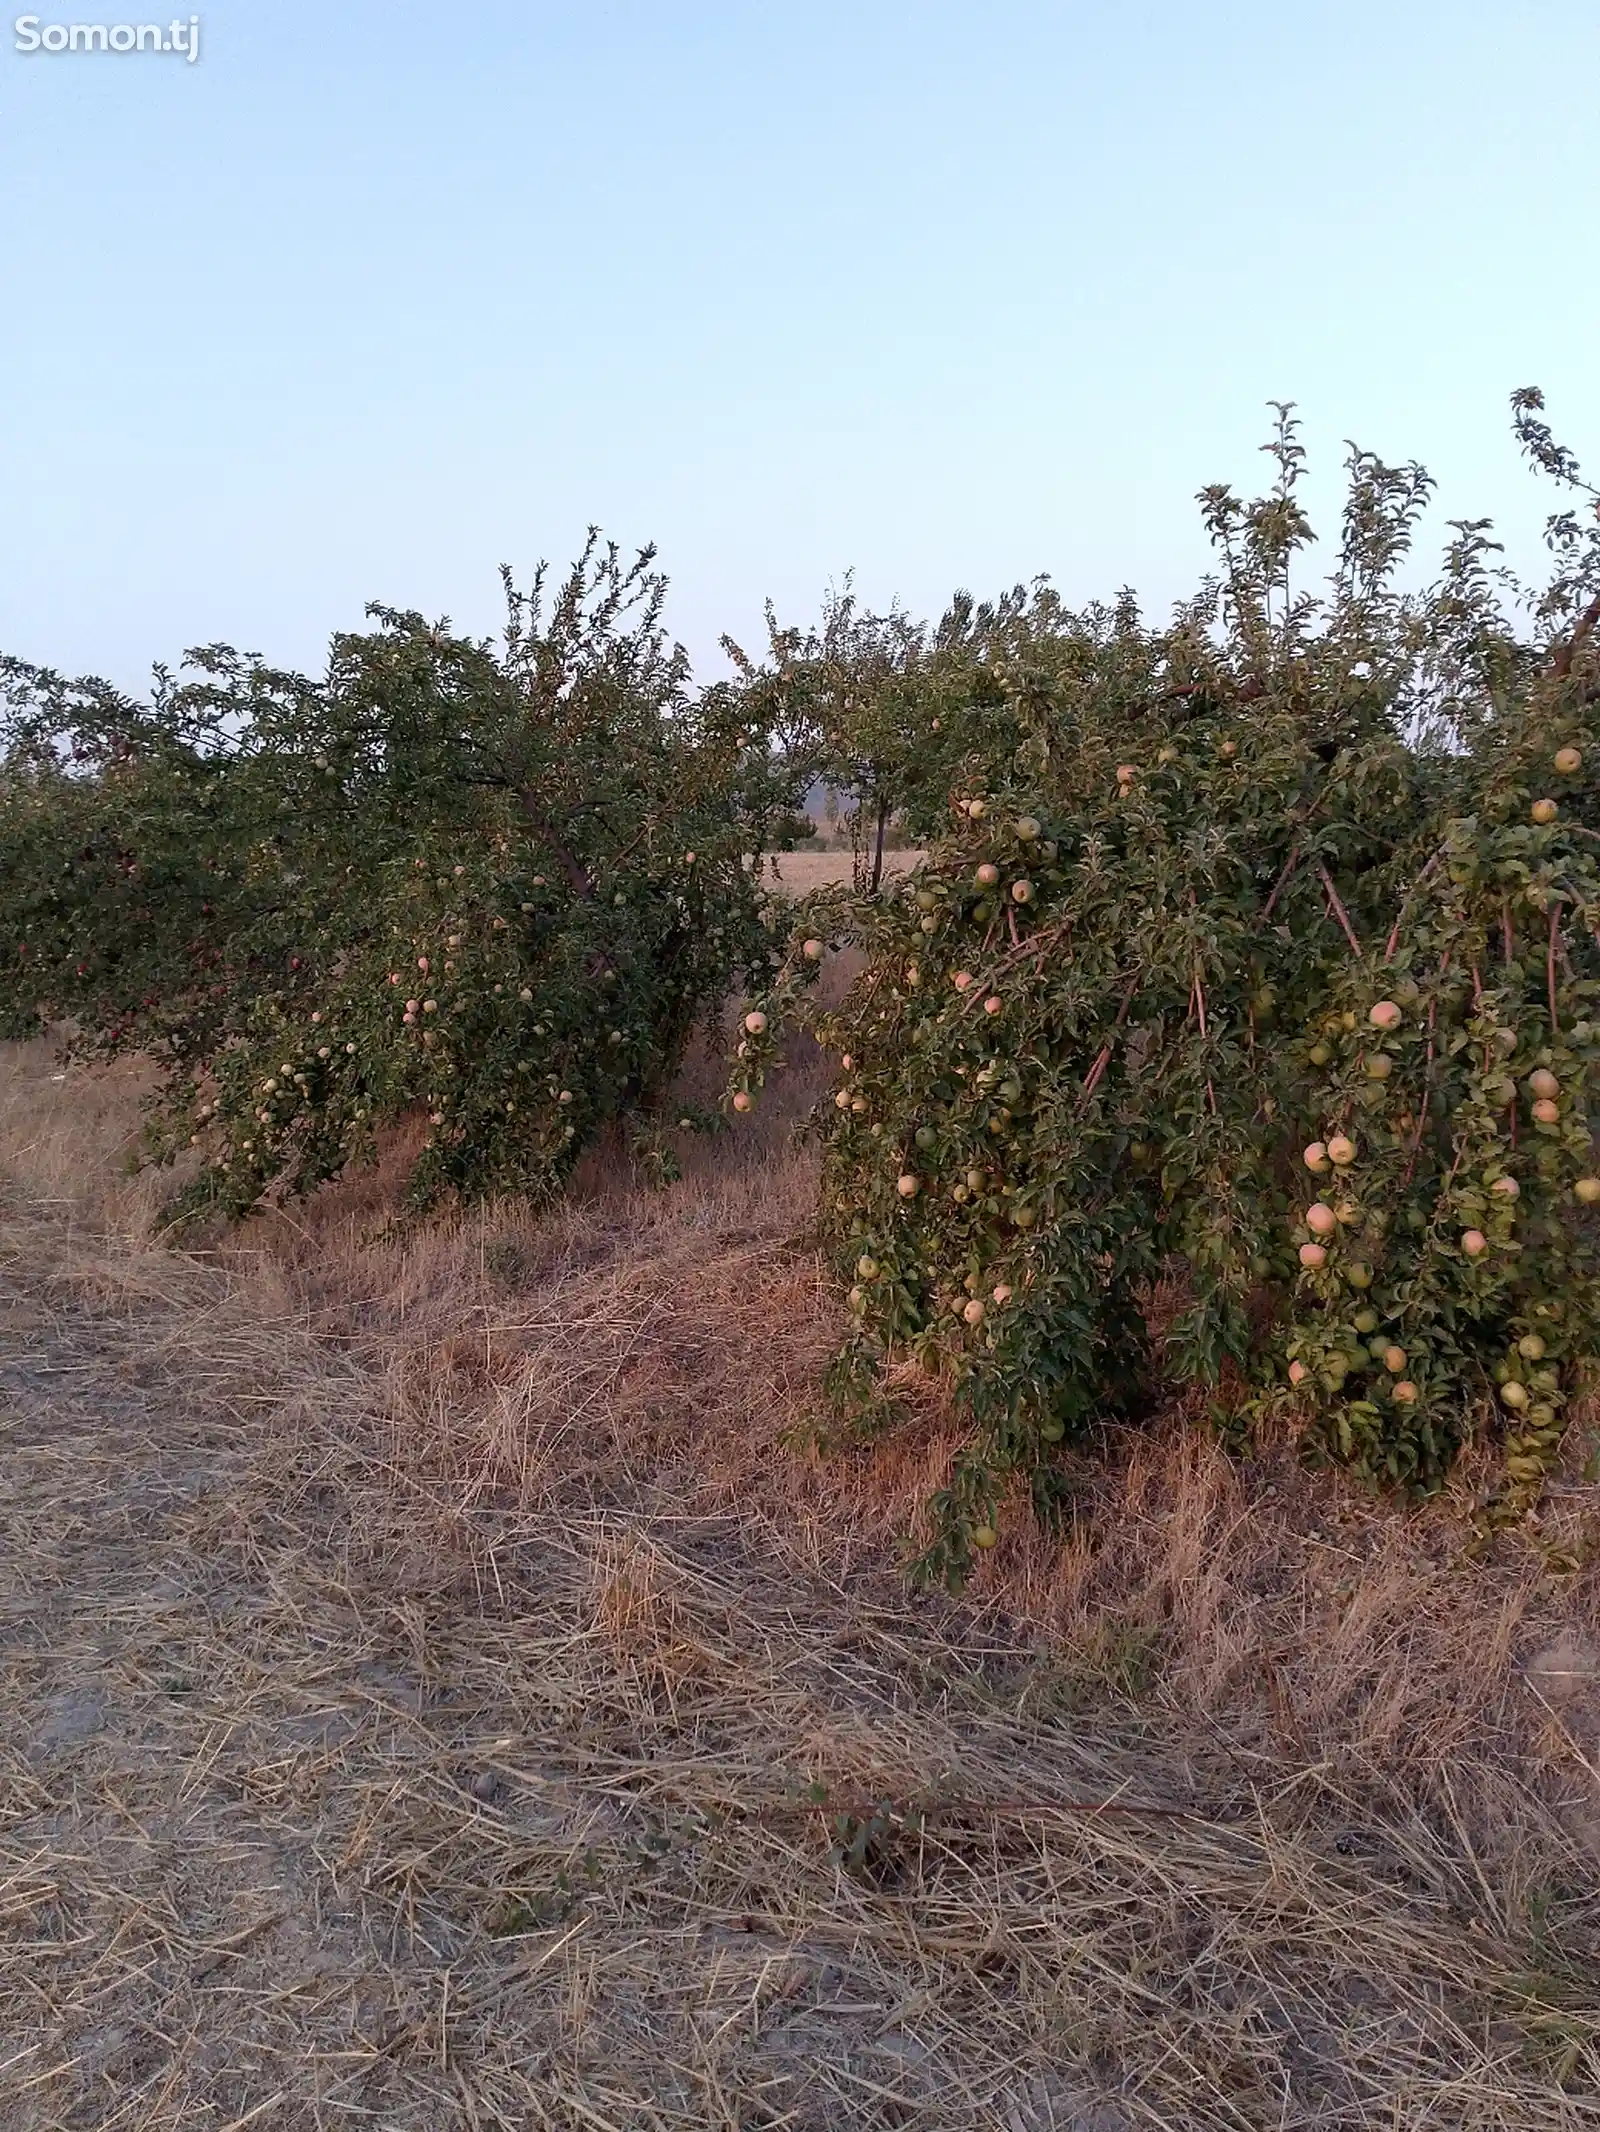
[729,397,1600,1584]
[1,537,796,1232]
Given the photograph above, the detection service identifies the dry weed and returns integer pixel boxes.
[3,1027,1600,2128]
[758,850,925,896]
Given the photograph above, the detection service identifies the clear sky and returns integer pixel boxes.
[3,0,1597,692]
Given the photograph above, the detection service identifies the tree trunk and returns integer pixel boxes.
[516,789,595,900]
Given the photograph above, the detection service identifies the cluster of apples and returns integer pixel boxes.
[1293,1118,1420,1401]
[726,936,829,1114]
[1530,743,1584,827]
[1291,998,1414,1396]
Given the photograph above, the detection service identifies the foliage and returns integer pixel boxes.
[1,538,795,1232]
[724,576,1054,890]
[729,395,1600,1586]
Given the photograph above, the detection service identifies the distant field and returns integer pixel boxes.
[759,848,925,893]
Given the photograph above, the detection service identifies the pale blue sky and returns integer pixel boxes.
[3,0,1597,690]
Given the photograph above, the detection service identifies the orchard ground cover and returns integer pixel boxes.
[759,847,925,895]
[2,1018,1599,2130]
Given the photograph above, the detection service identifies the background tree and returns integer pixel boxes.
[1,537,792,1232]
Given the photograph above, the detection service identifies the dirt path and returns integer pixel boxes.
[3,1214,1599,2129]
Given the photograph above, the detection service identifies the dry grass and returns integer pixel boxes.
[758,850,926,895]
[4,1009,1600,2129]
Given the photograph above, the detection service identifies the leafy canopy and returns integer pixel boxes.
[729,395,1600,1585]
[1,537,800,1229]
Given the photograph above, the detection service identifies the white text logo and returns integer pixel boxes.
[14,16,201,59]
